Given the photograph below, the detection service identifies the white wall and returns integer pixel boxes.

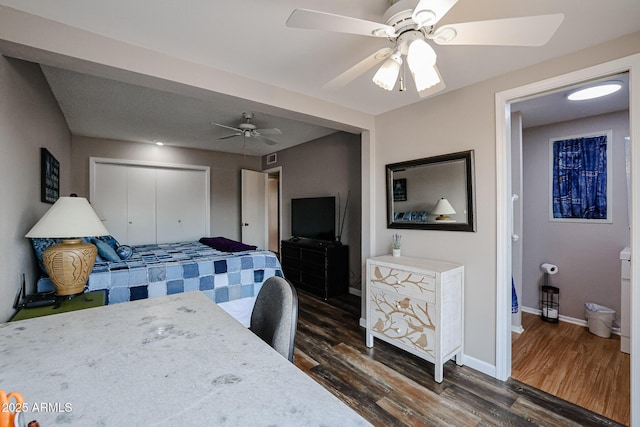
[0,56,71,321]
[375,33,640,368]
[70,135,262,241]
[521,111,630,319]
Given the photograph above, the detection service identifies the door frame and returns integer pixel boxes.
[263,166,283,253]
[495,54,640,422]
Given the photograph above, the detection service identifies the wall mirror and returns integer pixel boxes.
[386,150,476,231]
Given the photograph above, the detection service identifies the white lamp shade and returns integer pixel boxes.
[372,55,402,91]
[407,39,440,91]
[25,197,109,238]
[432,198,456,215]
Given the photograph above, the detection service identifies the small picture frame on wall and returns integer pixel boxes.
[393,178,407,201]
[41,148,60,204]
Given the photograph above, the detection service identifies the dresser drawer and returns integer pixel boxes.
[368,262,436,301]
[368,286,435,358]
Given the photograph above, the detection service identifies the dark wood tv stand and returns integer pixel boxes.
[280,239,349,300]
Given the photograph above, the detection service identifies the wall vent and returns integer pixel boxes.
[266,153,277,164]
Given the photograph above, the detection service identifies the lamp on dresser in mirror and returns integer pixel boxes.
[25,196,109,296]
[431,198,456,222]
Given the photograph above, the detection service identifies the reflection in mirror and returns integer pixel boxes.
[386,150,476,231]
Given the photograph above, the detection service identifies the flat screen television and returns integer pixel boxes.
[291,197,336,242]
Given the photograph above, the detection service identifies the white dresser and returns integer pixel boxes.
[365,255,464,383]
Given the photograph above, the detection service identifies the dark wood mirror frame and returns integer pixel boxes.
[386,150,476,232]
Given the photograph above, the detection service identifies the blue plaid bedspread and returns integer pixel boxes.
[37,241,283,305]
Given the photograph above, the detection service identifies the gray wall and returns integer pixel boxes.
[0,57,71,321]
[263,131,362,291]
[521,110,630,319]
[70,135,261,242]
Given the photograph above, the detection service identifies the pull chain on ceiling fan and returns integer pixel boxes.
[212,112,282,146]
[286,0,564,97]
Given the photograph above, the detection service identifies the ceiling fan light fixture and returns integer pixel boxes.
[407,38,437,72]
[412,65,440,91]
[567,81,623,101]
[372,52,402,91]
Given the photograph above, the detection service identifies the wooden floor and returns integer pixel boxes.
[294,291,625,426]
[512,312,631,425]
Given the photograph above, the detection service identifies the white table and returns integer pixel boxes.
[0,291,370,426]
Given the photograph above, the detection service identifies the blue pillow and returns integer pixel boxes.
[91,237,120,262]
[96,235,120,250]
[116,245,133,260]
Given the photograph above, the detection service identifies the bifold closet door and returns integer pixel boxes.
[126,167,156,245]
[93,163,128,243]
[156,168,207,244]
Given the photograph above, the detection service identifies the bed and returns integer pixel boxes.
[35,238,284,326]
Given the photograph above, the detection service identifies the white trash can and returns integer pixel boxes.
[584,303,616,338]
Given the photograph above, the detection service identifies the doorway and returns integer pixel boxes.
[508,79,630,422]
[495,54,640,423]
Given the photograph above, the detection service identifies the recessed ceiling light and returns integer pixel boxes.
[155,141,164,146]
[567,81,622,101]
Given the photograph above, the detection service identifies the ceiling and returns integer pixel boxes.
[0,0,638,155]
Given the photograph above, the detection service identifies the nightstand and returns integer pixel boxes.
[10,291,106,321]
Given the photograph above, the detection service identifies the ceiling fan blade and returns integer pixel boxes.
[323,47,393,90]
[417,66,446,98]
[218,133,241,140]
[254,136,278,146]
[255,128,283,136]
[412,0,458,28]
[286,9,394,37]
[431,14,564,46]
[212,122,242,132]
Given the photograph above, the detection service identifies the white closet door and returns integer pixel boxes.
[93,163,128,242]
[127,167,157,245]
[179,169,207,241]
[156,168,208,243]
[156,168,184,244]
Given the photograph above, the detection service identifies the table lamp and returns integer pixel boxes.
[432,198,456,221]
[25,197,109,296]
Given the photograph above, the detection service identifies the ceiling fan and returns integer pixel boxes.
[212,112,282,145]
[286,0,564,97]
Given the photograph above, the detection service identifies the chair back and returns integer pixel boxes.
[250,276,298,362]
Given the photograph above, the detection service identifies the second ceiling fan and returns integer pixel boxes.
[286,0,564,97]
[213,112,282,146]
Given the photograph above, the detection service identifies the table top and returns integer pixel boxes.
[0,291,370,426]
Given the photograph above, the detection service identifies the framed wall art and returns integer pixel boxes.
[549,130,612,222]
[41,147,60,204]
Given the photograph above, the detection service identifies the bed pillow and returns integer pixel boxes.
[95,235,120,250]
[116,245,133,260]
[199,237,257,252]
[91,237,120,262]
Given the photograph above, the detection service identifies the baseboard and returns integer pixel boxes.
[511,325,525,334]
[520,305,621,336]
[359,317,366,328]
[348,287,362,297]
[462,354,496,378]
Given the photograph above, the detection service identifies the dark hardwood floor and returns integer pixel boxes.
[294,290,624,426]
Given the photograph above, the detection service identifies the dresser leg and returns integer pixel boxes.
[365,332,373,348]
[435,364,443,383]
[455,351,464,366]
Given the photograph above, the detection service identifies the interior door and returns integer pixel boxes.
[241,169,267,249]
